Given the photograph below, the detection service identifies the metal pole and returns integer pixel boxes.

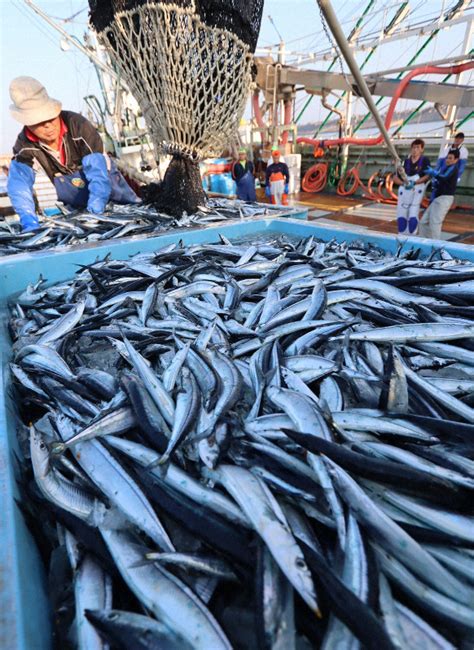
[313,1,410,137]
[317,0,406,178]
[296,0,375,124]
[341,90,353,169]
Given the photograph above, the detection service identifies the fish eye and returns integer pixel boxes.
[107,613,118,621]
[295,558,306,569]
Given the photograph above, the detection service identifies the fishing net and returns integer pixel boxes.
[88,1,264,215]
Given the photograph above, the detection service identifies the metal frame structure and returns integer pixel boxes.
[277,66,473,106]
[252,1,473,159]
[253,0,473,151]
[256,1,473,67]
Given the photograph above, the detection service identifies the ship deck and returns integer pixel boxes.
[285,191,474,245]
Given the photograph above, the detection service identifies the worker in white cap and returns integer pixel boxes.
[265,146,290,205]
[231,148,256,201]
[7,77,139,232]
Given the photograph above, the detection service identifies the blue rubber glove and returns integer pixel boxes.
[404,181,415,190]
[265,186,271,198]
[82,153,111,215]
[21,214,41,232]
[87,197,107,215]
[284,183,289,194]
[425,167,438,178]
[7,160,40,231]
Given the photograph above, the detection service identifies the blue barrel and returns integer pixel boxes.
[209,174,221,192]
[221,173,237,196]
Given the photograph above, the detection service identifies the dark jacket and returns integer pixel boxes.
[12,111,104,182]
[232,160,254,182]
[433,162,459,199]
[403,155,430,178]
[265,161,290,187]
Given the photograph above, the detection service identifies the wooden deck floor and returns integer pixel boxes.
[261,189,474,245]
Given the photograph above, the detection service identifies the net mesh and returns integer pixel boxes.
[89,1,263,161]
[88,0,263,215]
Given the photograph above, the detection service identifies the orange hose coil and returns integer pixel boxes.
[337,166,360,196]
[302,163,328,193]
[367,172,382,201]
[299,64,474,201]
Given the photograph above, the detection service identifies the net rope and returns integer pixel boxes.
[97,2,255,161]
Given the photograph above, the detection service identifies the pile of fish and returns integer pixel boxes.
[0,199,282,257]
[9,233,474,649]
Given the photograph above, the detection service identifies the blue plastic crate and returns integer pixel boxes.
[1,216,473,649]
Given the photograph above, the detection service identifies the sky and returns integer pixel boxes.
[1,0,473,154]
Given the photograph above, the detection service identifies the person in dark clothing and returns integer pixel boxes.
[265,147,290,205]
[393,138,430,235]
[7,76,139,232]
[440,132,468,180]
[231,149,256,201]
[419,149,460,240]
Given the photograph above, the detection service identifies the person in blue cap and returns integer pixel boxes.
[231,149,257,201]
[7,76,139,232]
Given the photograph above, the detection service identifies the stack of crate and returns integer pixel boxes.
[33,169,58,212]
[0,164,59,223]
[0,169,14,220]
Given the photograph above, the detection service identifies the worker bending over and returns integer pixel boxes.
[232,149,256,201]
[265,147,290,206]
[419,149,460,241]
[7,77,139,232]
[393,139,430,235]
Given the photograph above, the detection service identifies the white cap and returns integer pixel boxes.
[9,77,62,126]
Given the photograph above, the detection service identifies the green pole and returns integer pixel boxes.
[313,1,409,137]
[353,0,469,134]
[456,110,473,130]
[353,33,437,133]
[311,45,375,135]
[296,0,375,125]
[295,58,337,123]
[391,46,473,137]
[391,73,452,136]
